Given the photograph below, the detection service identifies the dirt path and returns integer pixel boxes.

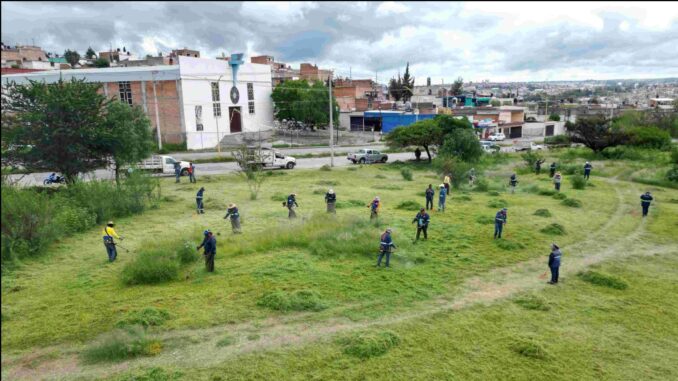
[3,178,674,380]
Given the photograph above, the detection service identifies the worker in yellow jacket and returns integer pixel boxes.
[443,175,451,195]
[102,221,123,262]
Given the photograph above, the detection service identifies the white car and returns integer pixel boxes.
[488,132,506,141]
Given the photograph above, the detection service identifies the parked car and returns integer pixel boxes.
[347,149,388,164]
[515,141,544,151]
[480,140,500,154]
[137,155,191,175]
[488,132,506,141]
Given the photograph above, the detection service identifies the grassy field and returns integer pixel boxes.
[2,152,677,380]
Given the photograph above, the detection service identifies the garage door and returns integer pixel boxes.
[509,127,522,138]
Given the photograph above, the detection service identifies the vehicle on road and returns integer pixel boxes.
[347,149,388,164]
[43,174,66,185]
[480,140,501,154]
[137,155,191,175]
[514,141,544,151]
[242,147,297,169]
[488,132,506,141]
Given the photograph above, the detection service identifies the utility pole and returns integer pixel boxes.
[329,70,334,167]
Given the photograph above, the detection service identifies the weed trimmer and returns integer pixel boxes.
[115,243,130,253]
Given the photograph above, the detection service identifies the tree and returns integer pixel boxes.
[270,80,339,129]
[101,101,155,185]
[401,62,414,101]
[548,113,561,121]
[388,75,403,102]
[385,119,441,163]
[1,79,111,183]
[439,128,483,163]
[85,47,96,59]
[93,58,110,68]
[490,99,501,107]
[231,145,269,200]
[64,49,80,67]
[566,115,626,153]
[434,114,473,139]
[450,77,464,96]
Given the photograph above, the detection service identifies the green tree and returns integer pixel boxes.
[548,113,561,121]
[385,119,441,163]
[566,115,626,153]
[450,77,464,96]
[401,62,414,101]
[93,58,110,68]
[232,145,269,200]
[64,49,81,67]
[388,75,403,102]
[102,101,155,185]
[490,99,501,107]
[85,47,96,59]
[439,128,483,163]
[270,80,338,128]
[1,79,111,183]
[434,114,473,138]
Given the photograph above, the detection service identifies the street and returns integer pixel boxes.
[170,144,387,161]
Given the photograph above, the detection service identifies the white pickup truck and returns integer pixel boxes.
[514,141,544,152]
[137,155,191,175]
[243,147,296,169]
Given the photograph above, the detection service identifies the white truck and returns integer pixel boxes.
[137,155,191,175]
[243,147,296,169]
[514,141,544,152]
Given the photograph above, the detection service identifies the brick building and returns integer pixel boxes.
[2,56,274,150]
[299,63,331,82]
[1,44,52,70]
[250,55,299,86]
[333,78,379,112]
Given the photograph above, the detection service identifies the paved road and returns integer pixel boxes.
[171,144,387,161]
[7,152,415,187]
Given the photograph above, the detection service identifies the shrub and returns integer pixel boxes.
[474,178,490,192]
[578,271,628,290]
[312,188,326,195]
[540,223,566,235]
[544,135,570,146]
[116,308,170,328]
[626,126,671,149]
[510,339,551,360]
[121,250,180,285]
[495,240,525,251]
[257,290,327,312]
[396,200,421,210]
[487,199,508,209]
[176,241,199,264]
[434,156,474,189]
[559,163,581,175]
[400,168,413,181]
[666,166,678,182]
[533,209,552,217]
[552,193,567,200]
[562,198,582,208]
[319,164,332,171]
[270,193,287,202]
[521,150,544,168]
[216,335,236,347]
[53,206,97,235]
[81,326,161,363]
[337,330,400,359]
[476,216,494,225]
[514,294,550,311]
[570,174,587,189]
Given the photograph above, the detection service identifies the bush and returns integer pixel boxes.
[337,330,400,359]
[524,184,541,194]
[434,156,474,189]
[540,223,566,235]
[578,271,628,290]
[121,250,180,285]
[396,200,421,211]
[562,198,582,208]
[319,164,332,171]
[570,174,587,189]
[81,326,161,363]
[514,294,550,311]
[474,178,489,192]
[116,308,170,328]
[488,191,501,197]
[521,150,544,168]
[400,168,413,181]
[487,199,508,209]
[257,290,327,312]
[626,126,671,150]
[666,166,678,182]
[176,241,198,264]
[53,206,97,235]
[544,135,571,146]
[559,163,581,175]
[533,209,552,217]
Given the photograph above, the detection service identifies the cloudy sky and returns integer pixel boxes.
[2,1,678,84]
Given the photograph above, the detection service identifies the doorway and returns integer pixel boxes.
[229,107,242,133]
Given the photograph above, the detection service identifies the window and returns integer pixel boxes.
[118,81,132,105]
[195,106,203,131]
[247,82,255,114]
[211,82,221,117]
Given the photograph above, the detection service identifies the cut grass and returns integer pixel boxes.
[540,223,566,235]
[487,199,508,209]
[578,270,629,290]
[513,294,550,311]
[216,335,236,348]
[510,338,551,360]
[533,209,552,217]
[395,200,421,211]
[257,289,328,312]
[115,308,171,328]
[337,330,401,359]
[562,198,583,208]
[81,327,161,364]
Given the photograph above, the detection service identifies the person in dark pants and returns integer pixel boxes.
[548,243,562,284]
[285,193,299,219]
[197,230,217,272]
[376,228,396,268]
[174,162,181,183]
[438,184,447,212]
[549,162,557,178]
[368,196,380,220]
[425,184,435,211]
[325,189,337,214]
[102,221,122,262]
[494,208,507,239]
[535,159,545,175]
[188,162,197,183]
[640,191,653,217]
[414,147,422,161]
[223,203,241,233]
[553,172,562,191]
[584,162,592,180]
[509,173,518,194]
[196,187,205,214]
[412,208,430,241]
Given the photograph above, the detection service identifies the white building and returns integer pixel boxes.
[1,56,275,150]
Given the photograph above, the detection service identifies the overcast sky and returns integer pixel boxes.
[2,1,678,84]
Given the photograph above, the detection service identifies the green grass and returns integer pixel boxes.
[540,223,566,235]
[577,270,629,290]
[81,326,161,364]
[257,290,328,312]
[533,209,552,217]
[115,308,171,328]
[562,198,583,208]
[337,330,401,359]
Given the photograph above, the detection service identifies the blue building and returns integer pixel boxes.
[361,111,436,133]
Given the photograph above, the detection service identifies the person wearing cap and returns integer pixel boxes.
[438,184,447,212]
[443,174,451,195]
[376,228,396,268]
[425,184,435,211]
[223,203,241,234]
[368,196,381,220]
[412,208,430,241]
[640,191,653,217]
[189,162,197,183]
[286,193,299,219]
[102,221,122,262]
[549,162,557,178]
[494,208,507,239]
[325,189,337,214]
[553,171,562,191]
[174,162,181,183]
[547,243,562,284]
[197,230,217,272]
[584,161,592,180]
[196,187,205,214]
[509,173,518,194]
[535,159,545,175]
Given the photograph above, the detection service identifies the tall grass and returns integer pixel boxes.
[81,326,162,363]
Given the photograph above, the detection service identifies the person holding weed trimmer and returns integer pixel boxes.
[547,243,562,285]
[640,191,653,217]
[196,187,205,214]
[325,189,337,214]
[197,230,217,272]
[368,196,381,220]
[494,208,507,239]
[425,184,435,211]
[549,162,557,178]
[102,221,123,262]
[584,162,593,180]
[285,193,299,219]
[223,203,241,234]
[376,228,397,268]
[509,173,518,194]
[412,208,430,241]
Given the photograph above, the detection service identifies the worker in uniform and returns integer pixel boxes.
[438,184,447,212]
[553,172,562,191]
[412,208,430,241]
[368,196,381,220]
[376,228,396,268]
[174,162,181,183]
[549,162,557,178]
[535,159,545,175]
[223,203,241,234]
[102,221,123,262]
[640,191,653,217]
[425,184,435,211]
[197,230,217,272]
[494,208,507,239]
[584,162,592,180]
[325,189,337,214]
[547,243,562,285]
[509,173,518,194]
[286,193,299,219]
[196,187,205,214]
[443,174,451,195]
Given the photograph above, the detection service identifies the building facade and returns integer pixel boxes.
[2,56,274,150]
